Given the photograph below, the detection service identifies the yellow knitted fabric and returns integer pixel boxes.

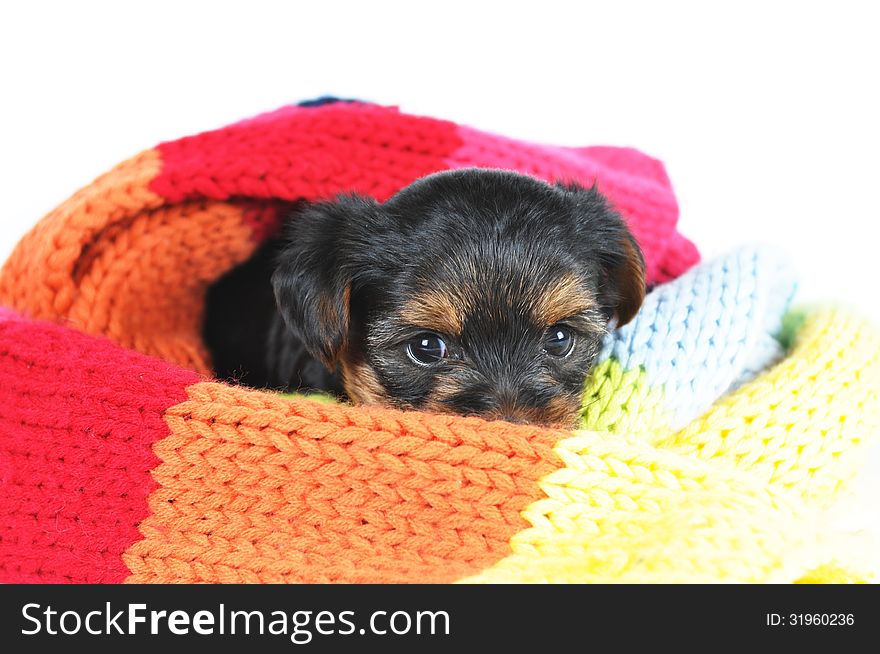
[580,359,672,439]
[462,308,880,583]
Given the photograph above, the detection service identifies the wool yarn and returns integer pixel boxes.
[583,245,797,436]
[1,266,876,583]
[0,99,697,375]
[1,100,877,583]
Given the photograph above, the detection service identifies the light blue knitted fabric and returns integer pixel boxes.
[596,245,797,429]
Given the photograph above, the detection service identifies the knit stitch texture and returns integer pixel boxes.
[1,100,877,583]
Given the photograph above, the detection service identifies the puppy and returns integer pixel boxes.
[205,168,645,427]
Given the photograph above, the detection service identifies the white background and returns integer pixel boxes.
[1,2,878,559]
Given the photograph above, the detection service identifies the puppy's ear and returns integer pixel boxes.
[271,194,380,369]
[597,228,646,326]
[559,181,647,326]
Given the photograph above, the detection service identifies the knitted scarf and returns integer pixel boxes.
[1,99,876,583]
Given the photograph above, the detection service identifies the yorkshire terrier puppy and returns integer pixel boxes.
[204,168,645,427]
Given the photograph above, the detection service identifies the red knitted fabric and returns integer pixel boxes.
[0,100,703,584]
[0,312,198,583]
[0,100,698,380]
[151,102,461,206]
[150,101,696,283]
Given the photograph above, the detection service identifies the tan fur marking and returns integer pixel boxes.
[399,290,466,336]
[340,358,387,405]
[533,274,595,326]
[316,285,351,366]
[613,237,646,326]
[544,394,582,428]
[419,376,468,413]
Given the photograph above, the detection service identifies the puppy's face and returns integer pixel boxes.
[272,169,645,427]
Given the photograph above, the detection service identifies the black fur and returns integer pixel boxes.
[202,239,343,394]
[203,168,645,425]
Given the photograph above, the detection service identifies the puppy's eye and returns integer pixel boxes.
[406,333,449,366]
[543,325,575,358]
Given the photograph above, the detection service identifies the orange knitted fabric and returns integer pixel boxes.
[0,100,707,584]
[3,103,877,584]
[123,383,563,583]
[0,152,259,374]
[0,100,698,377]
